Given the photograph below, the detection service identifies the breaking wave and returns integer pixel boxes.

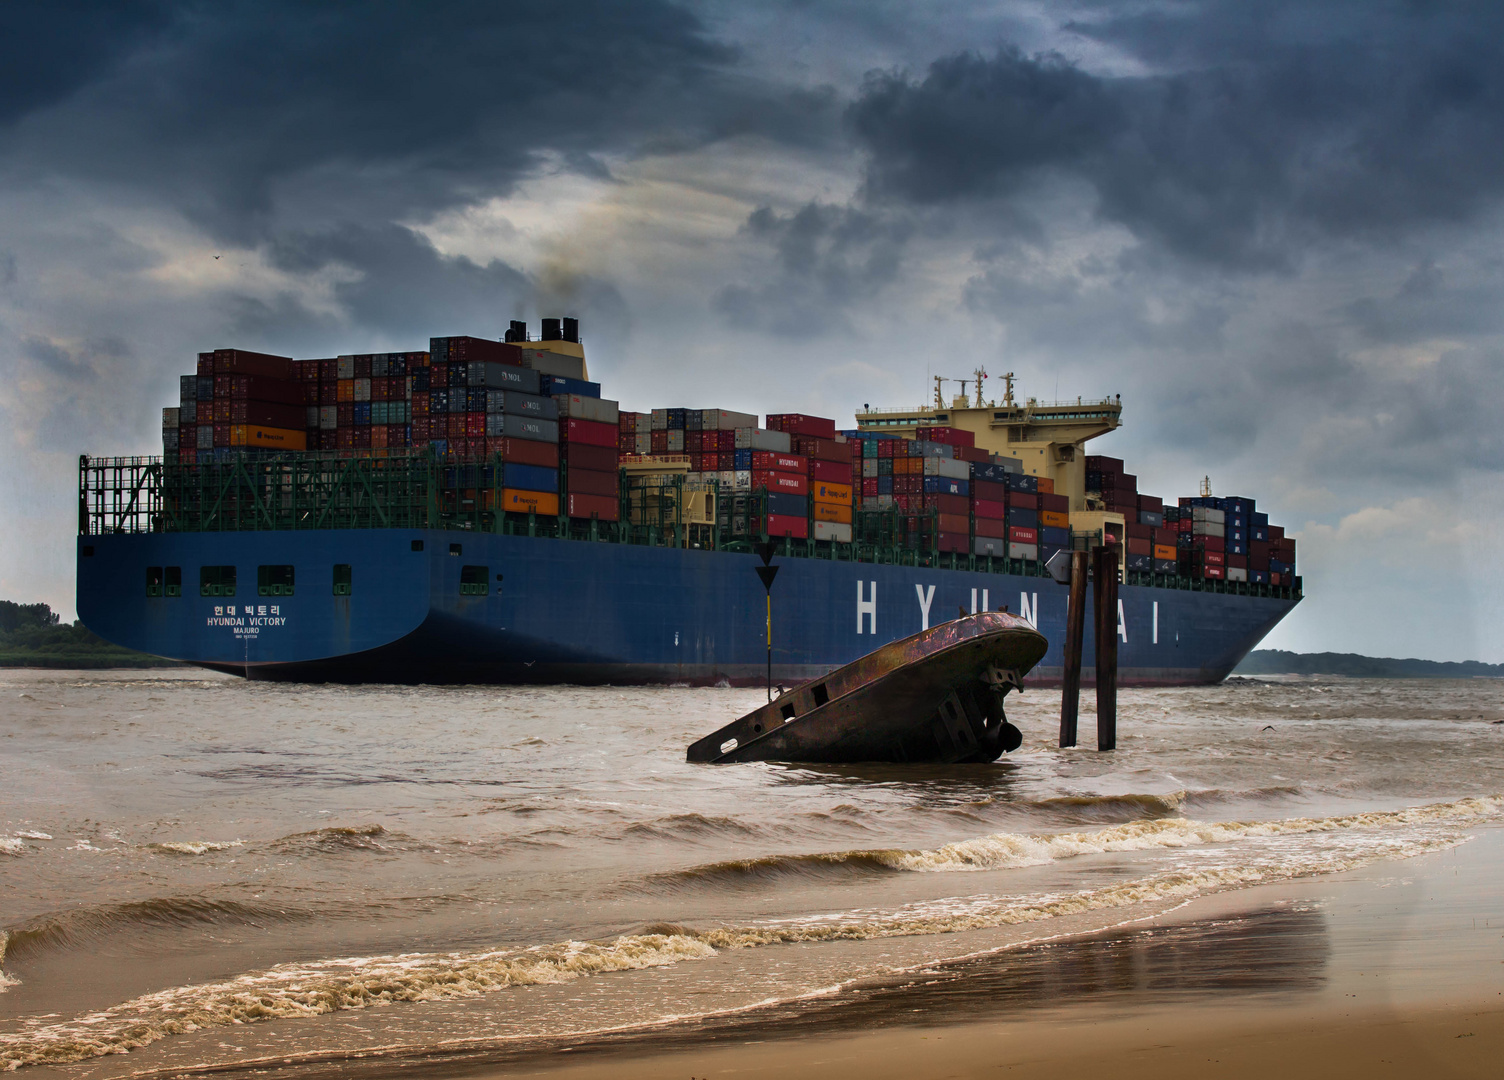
[149,840,243,856]
[0,898,311,964]
[2,794,1498,1071]
[651,794,1504,886]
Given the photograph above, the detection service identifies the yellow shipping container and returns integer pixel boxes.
[811,480,852,503]
[813,501,852,524]
[1154,544,1178,561]
[230,424,307,449]
[1040,510,1069,528]
[337,378,355,402]
[502,488,560,516]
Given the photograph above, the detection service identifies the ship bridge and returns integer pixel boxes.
[855,374,1122,512]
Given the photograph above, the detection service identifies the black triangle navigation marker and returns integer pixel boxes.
[756,565,780,591]
[755,541,777,566]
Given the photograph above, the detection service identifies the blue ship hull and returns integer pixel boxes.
[77,530,1297,686]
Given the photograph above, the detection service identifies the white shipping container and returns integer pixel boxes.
[732,470,751,492]
[666,430,685,452]
[717,470,736,489]
[554,395,619,425]
[353,377,371,402]
[923,456,971,479]
[305,406,320,428]
[973,536,1006,557]
[371,354,389,377]
[865,494,895,510]
[1192,506,1225,524]
[862,459,878,478]
[521,348,586,380]
[163,428,179,450]
[814,520,852,543]
[336,356,355,380]
[700,408,757,430]
[1008,542,1039,561]
[162,407,179,429]
[1192,522,1226,538]
[633,432,652,454]
[651,408,669,430]
[319,406,338,430]
[179,400,197,424]
[197,425,214,450]
[997,457,1024,473]
[1226,566,1249,582]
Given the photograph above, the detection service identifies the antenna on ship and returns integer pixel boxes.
[933,375,948,409]
[1200,475,1213,497]
[974,367,987,407]
[1002,372,1016,406]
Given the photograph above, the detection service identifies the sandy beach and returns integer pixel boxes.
[479,823,1504,1080]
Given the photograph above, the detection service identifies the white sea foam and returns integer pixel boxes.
[1,794,1496,1072]
[0,839,24,856]
[150,840,242,856]
[15,831,50,841]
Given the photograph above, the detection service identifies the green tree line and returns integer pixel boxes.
[0,601,178,667]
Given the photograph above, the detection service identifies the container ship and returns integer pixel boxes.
[76,320,1300,685]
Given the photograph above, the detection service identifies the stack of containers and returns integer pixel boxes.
[910,427,971,554]
[726,423,793,536]
[1037,480,1070,564]
[1004,469,1039,561]
[1177,500,1226,579]
[789,426,854,543]
[179,349,305,463]
[617,411,652,456]
[315,352,418,452]
[557,392,621,522]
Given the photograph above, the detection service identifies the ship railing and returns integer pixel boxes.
[857,396,1121,416]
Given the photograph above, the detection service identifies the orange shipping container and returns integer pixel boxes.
[812,501,852,524]
[1154,544,1177,560]
[229,424,307,449]
[502,489,559,516]
[1040,510,1069,528]
[1037,477,1055,494]
[337,378,355,402]
[811,480,852,503]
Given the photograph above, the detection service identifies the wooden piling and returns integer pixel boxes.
[1094,545,1119,750]
[1059,549,1088,747]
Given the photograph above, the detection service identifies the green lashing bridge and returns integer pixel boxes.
[77,452,1301,599]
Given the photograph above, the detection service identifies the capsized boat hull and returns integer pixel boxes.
[687,611,1048,764]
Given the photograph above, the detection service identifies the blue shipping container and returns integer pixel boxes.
[1005,473,1038,494]
[502,463,559,493]
[766,492,807,517]
[1038,525,1069,547]
[921,476,969,496]
[1007,507,1039,528]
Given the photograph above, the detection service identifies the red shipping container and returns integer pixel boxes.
[937,531,969,553]
[752,450,807,473]
[752,470,808,495]
[1226,554,1248,569]
[972,498,1006,520]
[754,513,809,539]
[567,492,619,521]
[467,412,486,437]
[766,413,836,439]
[650,430,669,452]
[617,432,635,453]
[446,414,465,439]
[862,477,879,496]
[972,479,1007,502]
[809,459,849,483]
[1009,526,1038,544]
[974,517,1007,538]
[562,441,617,472]
[1154,527,1177,546]
[921,492,969,516]
[388,424,410,448]
[211,349,293,379]
[1203,564,1225,579]
[1039,492,1069,514]
[1126,537,1152,556]
[353,426,371,449]
[719,452,735,471]
[914,426,975,448]
[792,436,852,464]
[1204,550,1225,566]
[465,436,484,458]
[1137,494,1164,513]
[1268,525,1285,541]
[1125,523,1153,540]
[228,400,305,428]
[937,512,969,534]
[877,439,895,458]
[370,424,388,449]
[412,417,432,441]
[958,445,989,463]
[500,438,560,468]
[684,431,702,453]
[561,417,616,447]
[1006,492,1040,510]
[1192,535,1226,553]
[566,467,619,498]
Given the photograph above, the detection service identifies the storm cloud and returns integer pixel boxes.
[2,0,1504,658]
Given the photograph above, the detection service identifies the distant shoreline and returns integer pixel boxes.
[0,652,185,668]
[1236,649,1504,678]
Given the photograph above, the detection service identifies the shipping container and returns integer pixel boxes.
[554,395,619,425]
[566,492,619,521]
[501,415,559,443]
[1008,542,1039,561]
[229,425,307,450]
[766,414,836,439]
[500,489,559,516]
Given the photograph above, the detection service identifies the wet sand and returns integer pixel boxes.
[483,825,1504,1080]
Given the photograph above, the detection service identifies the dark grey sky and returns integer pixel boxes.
[3,0,1501,658]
